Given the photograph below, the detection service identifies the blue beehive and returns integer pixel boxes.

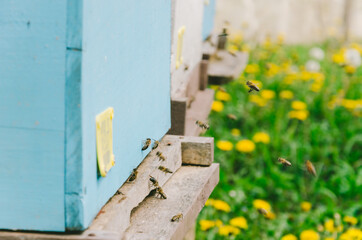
[0,0,171,232]
[202,0,216,39]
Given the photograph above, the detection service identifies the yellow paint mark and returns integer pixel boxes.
[96,107,115,177]
[204,0,210,5]
[176,26,186,69]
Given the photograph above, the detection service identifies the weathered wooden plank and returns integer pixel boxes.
[123,164,219,240]
[208,50,249,85]
[186,63,201,108]
[88,135,182,235]
[181,136,214,166]
[185,89,214,136]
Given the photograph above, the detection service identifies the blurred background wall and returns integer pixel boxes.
[214,0,362,43]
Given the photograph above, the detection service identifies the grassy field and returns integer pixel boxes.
[196,37,362,240]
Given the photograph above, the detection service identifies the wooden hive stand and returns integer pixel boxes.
[0,135,219,240]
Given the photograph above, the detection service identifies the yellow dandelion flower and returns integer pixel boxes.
[249,95,268,107]
[339,228,362,240]
[343,216,358,225]
[209,85,219,90]
[252,132,270,144]
[229,217,248,230]
[218,225,240,236]
[324,238,335,240]
[288,110,309,121]
[261,89,276,100]
[216,140,233,151]
[205,198,215,206]
[301,201,312,212]
[325,219,335,232]
[211,101,224,112]
[280,90,294,99]
[245,64,260,74]
[281,234,298,240]
[253,199,271,212]
[344,65,356,74]
[351,42,362,54]
[215,219,223,227]
[310,82,323,92]
[231,128,241,136]
[213,200,231,212]
[332,53,345,65]
[215,91,231,101]
[199,220,216,231]
[342,99,358,109]
[266,63,280,77]
[300,229,320,240]
[292,100,307,110]
[236,139,255,153]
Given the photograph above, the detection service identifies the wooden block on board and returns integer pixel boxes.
[208,50,249,85]
[185,89,214,136]
[123,164,219,240]
[168,98,187,135]
[180,136,214,166]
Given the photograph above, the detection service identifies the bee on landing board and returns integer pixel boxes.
[155,186,167,199]
[195,120,210,130]
[149,175,159,188]
[142,138,151,151]
[156,151,166,161]
[158,166,173,174]
[152,140,159,150]
[305,160,317,176]
[127,168,138,182]
[278,157,292,167]
[171,213,183,222]
[246,81,260,93]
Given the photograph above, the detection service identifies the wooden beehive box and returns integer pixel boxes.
[0,0,171,232]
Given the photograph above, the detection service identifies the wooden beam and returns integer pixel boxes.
[123,164,219,240]
[168,98,187,135]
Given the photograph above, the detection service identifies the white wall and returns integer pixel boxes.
[214,0,362,44]
[171,0,204,99]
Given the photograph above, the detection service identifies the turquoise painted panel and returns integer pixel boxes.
[65,0,172,229]
[202,0,216,39]
[0,1,66,131]
[0,128,65,231]
[0,1,66,231]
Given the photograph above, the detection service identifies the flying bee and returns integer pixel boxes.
[195,120,210,130]
[257,208,268,216]
[218,86,227,92]
[171,213,183,222]
[278,157,292,167]
[246,81,260,93]
[156,151,166,161]
[152,140,159,150]
[155,186,167,199]
[184,64,189,71]
[305,160,316,176]
[149,175,159,187]
[158,166,173,174]
[227,114,237,120]
[127,168,138,182]
[142,138,151,151]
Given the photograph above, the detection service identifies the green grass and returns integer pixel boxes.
[196,39,362,240]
